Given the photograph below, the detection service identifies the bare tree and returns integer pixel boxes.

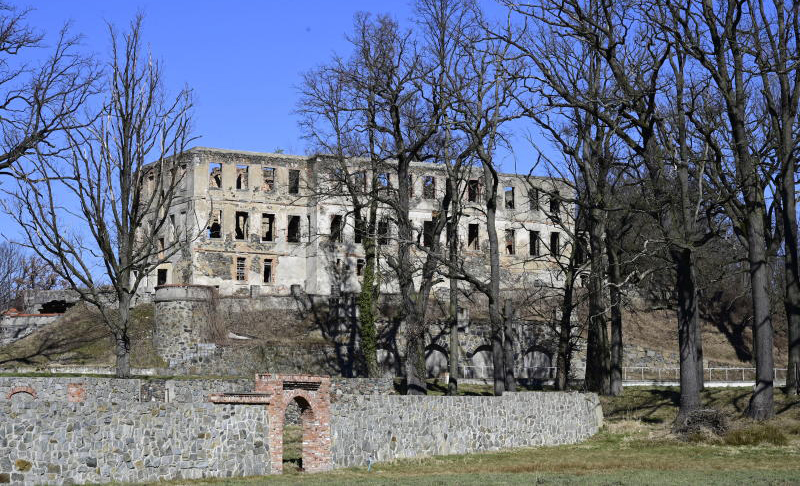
[4,16,194,377]
[0,3,97,178]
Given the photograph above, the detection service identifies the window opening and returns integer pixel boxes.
[529,188,539,211]
[208,210,222,239]
[235,211,249,240]
[330,215,343,243]
[505,186,515,209]
[263,259,273,283]
[262,213,275,241]
[287,215,301,243]
[262,167,275,191]
[423,220,435,248]
[236,257,247,281]
[236,164,248,189]
[356,258,365,276]
[423,176,436,199]
[468,223,479,250]
[157,268,168,286]
[529,230,540,256]
[467,180,481,202]
[209,162,222,189]
[550,232,560,257]
[505,229,515,255]
[289,169,300,194]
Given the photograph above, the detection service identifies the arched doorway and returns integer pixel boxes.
[425,345,448,378]
[282,398,304,472]
[522,348,552,381]
[469,345,493,379]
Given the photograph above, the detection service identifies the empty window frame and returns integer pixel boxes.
[468,223,480,250]
[157,268,168,286]
[236,164,248,189]
[158,237,165,258]
[261,213,275,242]
[330,214,344,243]
[235,211,249,240]
[235,257,247,281]
[423,220,435,248]
[209,162,222,189]
[262,167,275,191]
[550,232,560,257]
[208,210,222,239]
[529,230,540,256]
[378,219,390,245]
[289,169,300,194]
[287,215,301,243]
[408,174,414,197]
[505,186,515,209]
[467,180,481,202]
[377,172,390,187]
[528,188,539,211]
[423,176,436,199]
[263,258,273,283]
[356,258,365,276]
[549,191,560,219]
[505,229,515,255]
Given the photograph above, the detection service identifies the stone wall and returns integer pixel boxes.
[0,401,269,485]
[0,376,393,404]
[330,391,602,468]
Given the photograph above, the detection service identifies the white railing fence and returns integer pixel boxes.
[448,365,789,383]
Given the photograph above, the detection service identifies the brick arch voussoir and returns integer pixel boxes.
[6,386,37,400]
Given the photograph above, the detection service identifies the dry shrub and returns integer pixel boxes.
[674,408,730,438]
[724,424,789,446]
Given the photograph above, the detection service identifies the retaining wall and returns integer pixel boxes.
[0,401,270,485]
[0,376,393,404]
[330,391,602,467]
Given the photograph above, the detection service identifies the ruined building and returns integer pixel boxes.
[141,147,573,298]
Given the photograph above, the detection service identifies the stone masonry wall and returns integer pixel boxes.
[0,401,270,485]
[331,392,602,468]
[0,376,393,404]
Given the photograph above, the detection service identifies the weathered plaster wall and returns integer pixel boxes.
[0,314,60,345]
[331,392,602,468]
[0,401,270,485]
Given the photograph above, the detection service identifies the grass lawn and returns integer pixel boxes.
[127,386,800,485]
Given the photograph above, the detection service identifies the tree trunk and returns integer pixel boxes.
[607,243,623,396]
[484,165,505,396]
[745,208,776,420]
[115,292,132,378]
[674,247,702,425]
[358,230,379,378]
[503,298,516,392]
[555,272,575,391]
[585,207,610,394]
[404,328,426,395]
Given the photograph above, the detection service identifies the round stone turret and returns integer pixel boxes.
[153,285,216,367]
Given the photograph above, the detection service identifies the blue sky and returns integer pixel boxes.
[28,0,542,170]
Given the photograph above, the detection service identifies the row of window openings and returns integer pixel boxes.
[209,211,392,246]
[233,257,368,283]
[420,222,560,256]
[462,225,561,257]
[209,164,300,194]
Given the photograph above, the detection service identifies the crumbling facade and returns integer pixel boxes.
[140,147,573,298]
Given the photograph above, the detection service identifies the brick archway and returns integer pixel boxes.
[255,374,332,474]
